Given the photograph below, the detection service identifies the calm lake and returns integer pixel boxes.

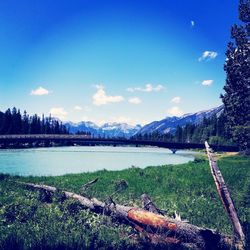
[0,146,196,176]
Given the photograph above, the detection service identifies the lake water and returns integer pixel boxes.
[0,146,196,176]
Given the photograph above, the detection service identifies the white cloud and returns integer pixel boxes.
[154,84,164,92]
[171,96,181,104]
[191,20,195,27]
[84,106,91,112]
[198,51,218,61]
[30,86,50,96]
[167,106,184,117]
[50,107,68,120]
[202,80,214,86]
[92,85,124,106]
[74,105,82,111]
[127,84,164,93]
[128,97,142,104]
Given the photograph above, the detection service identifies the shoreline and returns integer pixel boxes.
[0,154,249,249]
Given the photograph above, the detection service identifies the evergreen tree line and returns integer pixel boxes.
[133,113,233,146]
[0,107,69,135]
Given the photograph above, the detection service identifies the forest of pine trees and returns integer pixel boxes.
[0,107,233,146]
[0,107,69,135]
[132,113,233,146]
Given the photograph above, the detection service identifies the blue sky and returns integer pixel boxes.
[0,0,239,125]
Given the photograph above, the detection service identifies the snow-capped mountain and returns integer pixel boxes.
[64,121,142,138]
[64,105,223,138]
[100,123,142,138]
[137,105,223,135]
[64,121,99,135]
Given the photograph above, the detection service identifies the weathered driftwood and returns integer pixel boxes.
[18,181,233,249]
[205,141,245,249]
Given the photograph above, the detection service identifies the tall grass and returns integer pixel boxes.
[0,155,249,249]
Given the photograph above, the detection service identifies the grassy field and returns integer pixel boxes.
[0,154,249,249]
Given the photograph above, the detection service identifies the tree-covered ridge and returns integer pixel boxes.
[133,113,233,146]
[0,107,69,135]
[0,107,232,145]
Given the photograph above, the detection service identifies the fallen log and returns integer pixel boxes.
[205,141,245,249]
[17,181,233,249]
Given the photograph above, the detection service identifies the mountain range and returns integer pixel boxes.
[137,105,223,135]
[64,105,223,138]
[64,121,142,138]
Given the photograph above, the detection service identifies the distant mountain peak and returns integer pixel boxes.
[137,105,223,135]
[64,121,142,138]
[64,105,223,138]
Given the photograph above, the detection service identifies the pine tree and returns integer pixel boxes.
[22,110,29,134]
[0,108,69,135]
[221,0,250,153]
[2,109,12,134]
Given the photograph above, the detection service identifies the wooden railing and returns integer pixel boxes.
[0,134,239,152]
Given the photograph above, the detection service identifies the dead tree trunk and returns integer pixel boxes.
[205,141,245,249]
[18,181,233,249]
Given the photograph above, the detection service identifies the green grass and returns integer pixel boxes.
[0,155,249,249]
